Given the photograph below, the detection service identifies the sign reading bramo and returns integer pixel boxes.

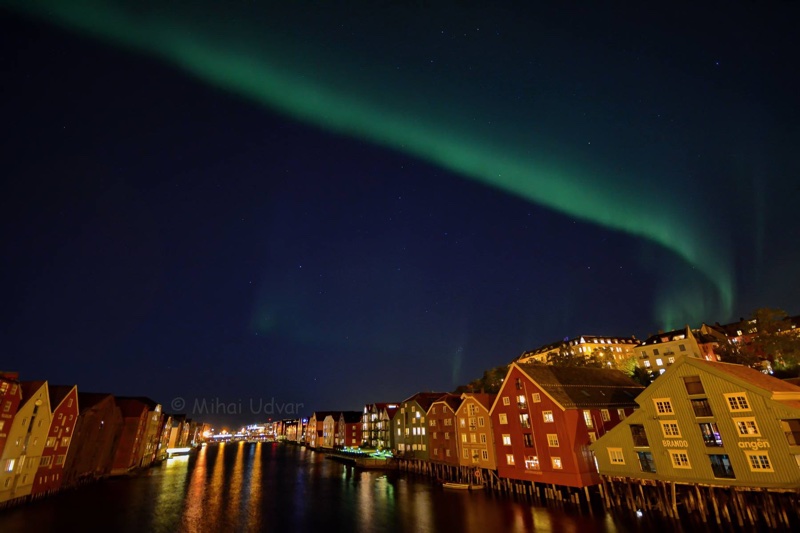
[171,397,304,416]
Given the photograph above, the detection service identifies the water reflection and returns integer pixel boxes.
[0,443,680,533]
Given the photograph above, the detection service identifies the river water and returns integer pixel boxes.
[0,442,688,532]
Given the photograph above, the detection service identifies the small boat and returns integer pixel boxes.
[443,482,470,490]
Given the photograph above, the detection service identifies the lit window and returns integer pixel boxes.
[499,414,508,425]
[601,409,610,422]
[532,393,541,403]
[660,421,681,438]
[502,397,510,406]
[744,452,773,472]
[617,409,626,420]
[656,358,663,366]
[734,418,760,436]
[502,434,512,446]
[506,454,515,465]
[551,457,562,469]
[463,449,469,459]
[608,448,625,464]
[519,414,530,428]
[724,393,750,412]
[547,434,559,447]
[653,398,674,415]
[542,411,554,423]
[583,411,593,428]
[461,434,467,443]
[669,450,691,469]
[525,456,540,470]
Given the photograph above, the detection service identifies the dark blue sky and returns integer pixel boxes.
[1,3,798,427]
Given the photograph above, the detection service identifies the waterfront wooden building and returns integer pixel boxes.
[456,393,497,471]
[337,411,363,448]
[490,364,642,488]
[0,373,23,458]
[0,381,52,506]
[395,392,447,460]
[307,411,338,449]
[62,392,123,487]
[361,402,399,449]
[590,357,800,488]
[31,384,79,498]
[111,397,150,474]
[428,394,462,467]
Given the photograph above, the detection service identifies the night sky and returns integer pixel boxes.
[2,2,798,427]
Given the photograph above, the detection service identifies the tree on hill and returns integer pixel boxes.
[453,364,508,394]
[718,308,800,371]
[546,344,603,368]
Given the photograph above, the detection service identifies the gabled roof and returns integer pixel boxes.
[310,410,340,421]
[382,405,399,420]
[20,380,47,403]
[640,326,693,346]
[692,359,800,395]
[514,364,644,409]
[116,396,160,411]
[47,385,77,410]
[114,397,151,418]
[402,392,449,411]
[77,392,115,413]
[430,393,462,413]
[458,392,496,412]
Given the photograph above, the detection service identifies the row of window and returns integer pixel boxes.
[501,433,560,448]
[610,447,774,476]
[506,454,562,470]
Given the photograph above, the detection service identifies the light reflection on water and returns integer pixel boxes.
[0,443,671,532]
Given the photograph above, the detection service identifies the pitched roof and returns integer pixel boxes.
[47,385,76,409]
[77,392,115,412]
[383,405,399,420]
[403,392,449,411]
[460,393,496,411]
[310,410,340,421]
[516,364,644,409]
[20,380,47,402]
[114,397,151,418]
[115,396,160,410]
[692,359,800,394]
[431,393,462,412]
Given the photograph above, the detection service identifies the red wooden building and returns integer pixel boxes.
[337,411,363,448]
[62,392,123,487]
[31,384,79,497]
[111,397,150,474]
[0,372,22,457]
[428,394,462,467]
[490,363,643,488]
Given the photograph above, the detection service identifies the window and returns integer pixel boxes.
[679,344,686,352]
[463,449,469,459]
[445,449,451,457]
[4,459,15,473]
[653,398,674,415]
[699,422,723,446]
[517,395,526,408]
[588,432,596,443]
[481,450,488,460]
[468,404,477,416]
[461,434,467,442]
[734,418,760,436]
[542,411,554,423]
[55,455,65,465]
[432,432,438,440]
[532,393,541,403]
[502,434,512,446]
[433,448,439,456]
[478,417,485,427]
[469,434,475,443]
[551,457,563,469]
[503,397,510,406]
[523,434,533,447]
[691,398,713,417]
[519,414,530,428]
[653,349,659,356]
[683,376,705,395]
[656,358,663,366]
[506,454,515,465]
[617,409,626,420]
[480,434,486,444]
[608,448,625,465]
[744,451,773,472]
[601,409,610,422]
[709,454,735,479]
[499,414,508,425]
[643,360,651,368]
[431,407,436,414]
[547,434,559,447]
[669,450,691,469]
[660,421,681,438]
[469,417,477,429]
[46,437,56,447]
[782,419,800,445]
[515,378,523,390]
[583,411,594,428]
[630,425,649,447]
[724,393,751,412]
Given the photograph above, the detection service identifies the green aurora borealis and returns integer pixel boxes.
[6,1,734,326]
